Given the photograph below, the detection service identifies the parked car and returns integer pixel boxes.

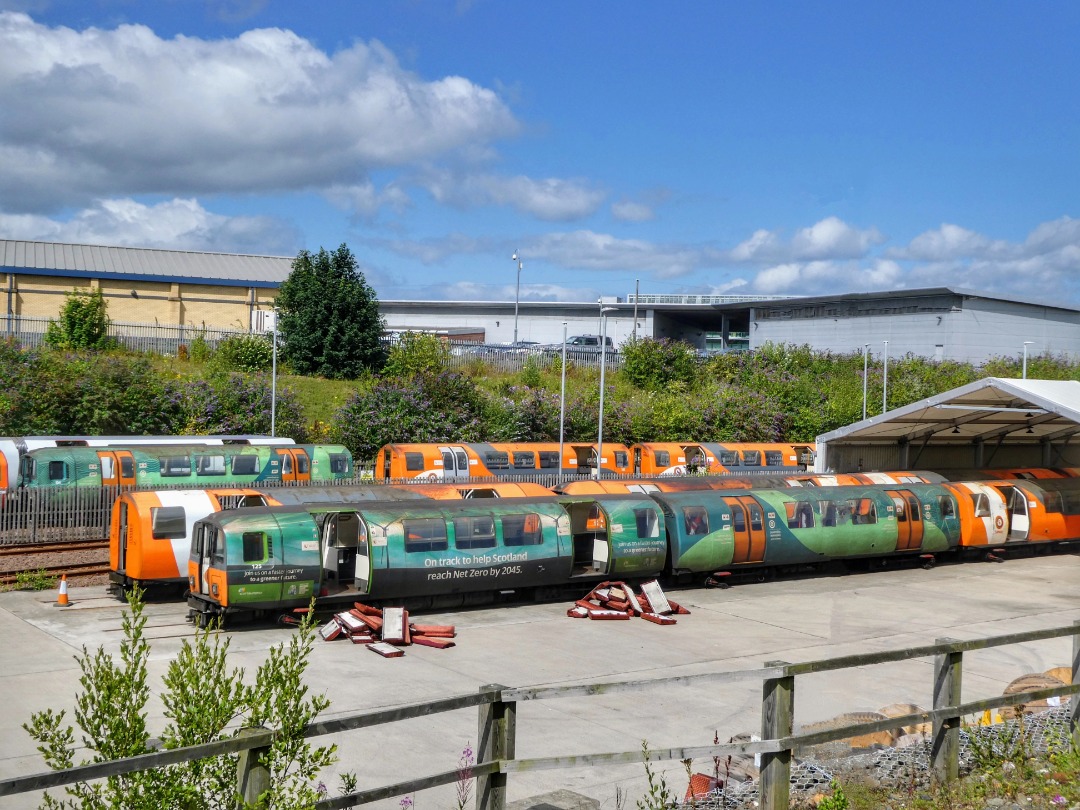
[544,334,616,360]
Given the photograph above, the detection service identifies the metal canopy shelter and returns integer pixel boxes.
[816,378,1080,473]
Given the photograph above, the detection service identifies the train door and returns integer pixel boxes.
[275,449,312,483]
[438,445,470,479]
[97,450,136,487]
[320,512,363,588]
[887,490,924,551]
[190,523,216,596]
[116,499,130,573]
[633,446,642,475]
[1008,487,1030,540]
[721,495,767,564]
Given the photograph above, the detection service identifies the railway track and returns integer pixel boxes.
[0,559,111,586]
[0,539,109,557]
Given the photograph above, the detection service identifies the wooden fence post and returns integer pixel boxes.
[1072,621,1080,751]
[759,660,793,810]
[235,727,271,809]
[476,683,516,810]
[931,638,962,783]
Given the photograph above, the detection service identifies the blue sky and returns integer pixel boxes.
[1,1,1079,304]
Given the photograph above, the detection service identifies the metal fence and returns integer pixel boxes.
[5,315,251,355]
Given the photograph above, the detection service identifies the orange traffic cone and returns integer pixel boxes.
[56,574,70,607]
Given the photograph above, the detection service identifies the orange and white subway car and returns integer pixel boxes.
[375,442,633,481]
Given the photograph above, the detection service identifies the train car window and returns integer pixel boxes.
[905,496,921,523]
[403,519,449,552]
[486,452,510,470]
[970,493,991,517]
[731,506,746,532]
[683,507,709,535]
[296,453,311,474]
[741,450,761,466]
[539,451,561,469]
[231,455,259,475]
[212,530,226,564]
[786,501,815,529]
[635,508,660,537]
[892,496,907,522]
[406,452,425,472]
[48,460,67,482]
[719,451,739,465]
[614,451,628,467]
[748,503,764,531]
[764,451,784,467]
[453,516,497,550]
[120,456,134,477]
[939,496,956,519]
[196,454,227,476]
[512,452,536,469]
[151,506,187,539]
[854,498,878,525]
[280,454,293,474]
[242,531,271,564]
[329,453,350,474]
[1059,489,1080,515]
[822,502,838,527]
[655,451,670,467]
[160,456,192,477]
[502,513,543,546]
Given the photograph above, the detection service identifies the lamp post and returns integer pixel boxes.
[559,322,567,478]
[1022,341,1034,379]
[862,343,870,420]
[270,308,278,437]
[595,307,617,478]
[882,340,889,414]
[511,252,523,344]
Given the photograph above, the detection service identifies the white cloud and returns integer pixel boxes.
[0,11,517,211]
[420,170,605,221]
[417,280,599,302]
[896,223,1007,261]
[0,197,300,254]
[528,230,710,278]
[730,217,883,263]
[325,181,411,218]
[611,200,654,222]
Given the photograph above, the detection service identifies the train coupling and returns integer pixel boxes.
[705,571,732,589]
[919,554,936,570]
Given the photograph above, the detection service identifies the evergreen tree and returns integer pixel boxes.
[276,244,385,379]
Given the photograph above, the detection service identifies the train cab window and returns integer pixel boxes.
[211,530,226,564]
[512,452,536,470]
[539,451,561,469]
[231,455,259,475]
[764,451,784,467]
[786,501,815,529]
[453,516,497,550]
[741,450,761,466]
[296,453,310,474]
[635,508,660,537]
[160,456,192,477]
[48,460,68,482]
[403,519,448,552]
[614,451,628,468]
[939,496,956,519]
[486,452,510,470]
[151,506,187,539]
[683,507,709,535]
[970,493,991,517]
[242,531,272,564]
[654,451,670,467]
[406,452,426,472]
[719,451,739,466]
[329,453,350,475]
[196,454,227,476]
[502,513,543,546]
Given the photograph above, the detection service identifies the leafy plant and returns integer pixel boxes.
[817,777,851,809]
[12,568,57,591]
[383,332,450,377]
[636,740,675,810]
[44,288,114,351]
[209,333,274,373]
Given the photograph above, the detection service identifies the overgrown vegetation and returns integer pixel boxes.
[23,589,336,809]
[44,288,114,351]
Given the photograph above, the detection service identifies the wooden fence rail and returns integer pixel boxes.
[1,623,1078,810]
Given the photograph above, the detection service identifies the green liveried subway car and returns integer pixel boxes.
[185,494,669,622]
[17,443,353,490]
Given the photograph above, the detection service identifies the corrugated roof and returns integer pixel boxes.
[0,239,293,288]
[818,378,1080,446]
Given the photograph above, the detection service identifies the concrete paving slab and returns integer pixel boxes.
[0,552,1077,810]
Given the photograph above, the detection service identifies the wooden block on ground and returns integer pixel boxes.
[319,619,344,641]
[567,606,590,618]
[349,633,377,645]
[411,635,456,649]
[640,612,677,626]
[588,609,631,620]
[352,602,383,616]
[367,642,404,658]
[382,606,406,644]
[335,611,368,635]
[640,579,672,615]
[410,624,456,637]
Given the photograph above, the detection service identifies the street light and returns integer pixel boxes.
[882,340,889,414]
[559,322,567,477]
[862,343,870,420]
[1022,341,1034,379]
[511,252,523,344]
[595,306,617,479]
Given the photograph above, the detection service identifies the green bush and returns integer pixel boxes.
[44,288,114,351]
[382,332,449,377]
[209,333,274,373]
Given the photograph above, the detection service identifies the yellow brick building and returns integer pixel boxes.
[1,239,291,334]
